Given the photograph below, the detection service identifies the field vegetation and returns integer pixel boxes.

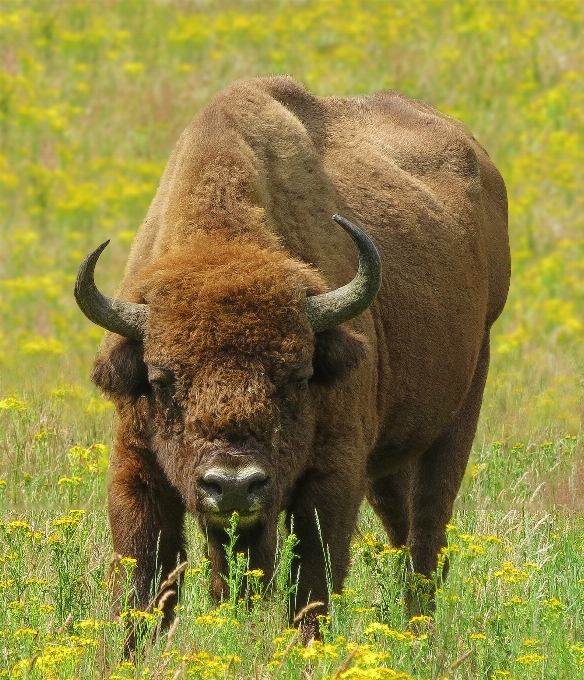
[1,0,583,677]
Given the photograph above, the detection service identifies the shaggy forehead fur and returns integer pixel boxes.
[135,234,322,377]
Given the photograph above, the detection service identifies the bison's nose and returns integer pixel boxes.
[198,467,271,513]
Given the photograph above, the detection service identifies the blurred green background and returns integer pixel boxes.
[2,0,583,448]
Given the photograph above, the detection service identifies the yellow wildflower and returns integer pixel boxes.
[515,653,545,664]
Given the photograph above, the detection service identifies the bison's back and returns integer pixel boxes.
[321,88,509,323]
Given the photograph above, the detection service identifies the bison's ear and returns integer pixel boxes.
[91,337,149,399]
[311,327,369,386]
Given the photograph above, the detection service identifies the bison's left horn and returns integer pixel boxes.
[74,241,148,341]
[305,215,382,333]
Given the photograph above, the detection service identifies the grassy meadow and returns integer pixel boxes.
[1,0,584,677]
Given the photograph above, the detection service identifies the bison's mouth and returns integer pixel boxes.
[202,508,264,529]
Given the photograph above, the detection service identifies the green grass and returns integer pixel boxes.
[1,0,583,677]
[1,431,583,677]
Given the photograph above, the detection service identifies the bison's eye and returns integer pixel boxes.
[148,366,175,391]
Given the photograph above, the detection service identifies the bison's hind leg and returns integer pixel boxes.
[408,339,489,583]
[369,338,491,616]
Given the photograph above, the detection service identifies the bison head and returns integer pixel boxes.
[75,216,381,532]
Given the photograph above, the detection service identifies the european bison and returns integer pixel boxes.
[75,76,509,639]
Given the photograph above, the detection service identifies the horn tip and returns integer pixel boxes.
[332,214,354,231]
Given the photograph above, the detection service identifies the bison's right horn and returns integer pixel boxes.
[305,215,382,333]
[74,241,148,341]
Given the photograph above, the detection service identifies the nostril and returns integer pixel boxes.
[247,477,270,496]
[198,478,223,498]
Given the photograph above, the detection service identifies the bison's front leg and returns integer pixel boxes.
[407,340,490,610]
[108,444,186,624]
[288,471,365,642]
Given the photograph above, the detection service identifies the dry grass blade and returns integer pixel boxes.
[28,649,41,673]
[272,631,298,676]
[155,561,189,601]
[151,654,173,680]
[332,646,359,678]
[224,655,236,677]
[57,614,72,635]
[151,617,181,680]
[157,588,177,614]
[164,616,181,653]
[448,648,474,671]
[123,561,188,650]
[172,660,187,680]
[292,601,325,625]
[108,552,123,582]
